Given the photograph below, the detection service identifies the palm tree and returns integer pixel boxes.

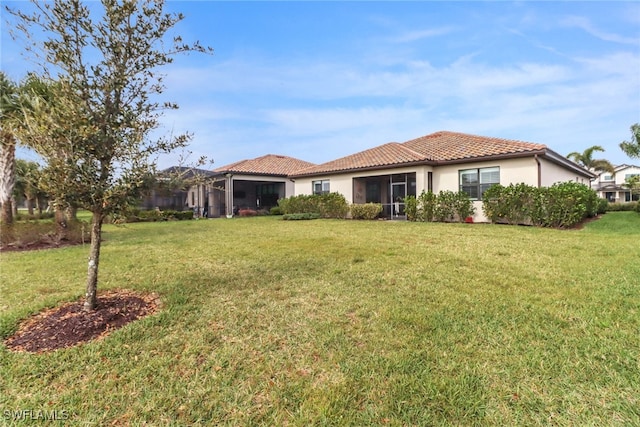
[620,123,640,159]
[567,145,616,175]
[0,72,21,225]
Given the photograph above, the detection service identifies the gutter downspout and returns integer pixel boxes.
[534,154,541,188]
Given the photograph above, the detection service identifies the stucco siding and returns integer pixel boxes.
[293,166,432,199]
[539,158,589,187]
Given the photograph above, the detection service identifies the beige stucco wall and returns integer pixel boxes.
[293,165,433,199]
[293,156,592,222]
[433,157,540,222]
[538,158,590,187]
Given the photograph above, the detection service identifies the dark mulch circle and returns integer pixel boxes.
[4,290,160,353]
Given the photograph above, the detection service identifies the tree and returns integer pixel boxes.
[0,72,21,225]
[624,175,640,201]
[8,0,212,310]
[14,159,45,215]
[567,145,616,175]
[620,123,640,159]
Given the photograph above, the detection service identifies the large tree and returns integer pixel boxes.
[620,123,640,159]
[8,0,212,310]
[567,145,616,175]
[0,72,21,225]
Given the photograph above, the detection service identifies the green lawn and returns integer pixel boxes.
[1,213,639,426]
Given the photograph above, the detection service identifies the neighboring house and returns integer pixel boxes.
[212,154,316,217]
[289,131,595,222]
[592,164,640,203]
[140,167,219,212]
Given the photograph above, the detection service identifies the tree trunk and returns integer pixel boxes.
[54,203,67,240]
[27,197,35,216]
[84,211,103,311]
[0,135,16,225]
[65,205,78,222]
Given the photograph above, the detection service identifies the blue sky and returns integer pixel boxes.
[2,1,639,169]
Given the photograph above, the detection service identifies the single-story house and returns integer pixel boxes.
[207,154,316,217]
[592,164,640,203]
[289,131,595,222]
[144,157,315,217]
[141,166,218,212]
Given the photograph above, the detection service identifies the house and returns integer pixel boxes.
[592,164,640,203]
[141,167,218,212]
[289,131,595,222]
[210,154,316,217]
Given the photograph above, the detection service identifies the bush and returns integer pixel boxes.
[278,193,349,219]
[282,213,321,220]
[14,212,55,221]
[270,206,283,215]
[112,208,194,223]
[351,203,383,220]
[482,183,537,225]
[596,198,608,215]
[238,209,257,217]
[483,181,601,229]
[405,190,473,223]
[606,202,638,212]
[433,190,474,223]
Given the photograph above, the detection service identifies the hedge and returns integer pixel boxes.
[405,190,475,223]
[482,182,604,228]
[350,203,383,220]
[278,193,349,219]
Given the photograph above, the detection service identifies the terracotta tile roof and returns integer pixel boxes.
[292,142,428,176]
[292,131,548,177]
[402,131,547,162]
[214,154,316,176]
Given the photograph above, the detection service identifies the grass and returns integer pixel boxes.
[1,212,639,426]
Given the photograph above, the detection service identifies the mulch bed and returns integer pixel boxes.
[4,290,160,353]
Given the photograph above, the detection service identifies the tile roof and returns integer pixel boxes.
[402,131,547,162]
[292,142,428,176]
[292,131,548,177]
[214,154,316,176]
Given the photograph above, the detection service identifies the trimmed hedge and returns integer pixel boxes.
[606,202,638,212]
[278,193,349,219]
[482,182,604,228]
[282,213,321,221]
[115,208,194,223]
[350,203,383,220]
[405,190,475,223]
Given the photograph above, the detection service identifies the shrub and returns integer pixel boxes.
[270,206,283,215]
[404,196,418,221]
[484,181,600,229]
[278,193,349,219]
[282,213,321,220]
[418,190,437,222]
[278,195,320,215]
[351,203,383,220]
[318,192,349,218]
[238,209,257,217]
[596,198,608,215]
[482,183,536,225]
[606,202,638,212]
[406,190,473,223]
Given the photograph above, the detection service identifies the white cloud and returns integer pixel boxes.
[561,16,639,45]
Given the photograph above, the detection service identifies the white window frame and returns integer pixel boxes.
[312,179,330,195]
[459,167,500,200]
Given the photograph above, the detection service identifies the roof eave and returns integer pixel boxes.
[289,159,432,179]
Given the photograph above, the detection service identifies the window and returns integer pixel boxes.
[313,180,330,195]
[459,167,499,200]
[602,175,614,181]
